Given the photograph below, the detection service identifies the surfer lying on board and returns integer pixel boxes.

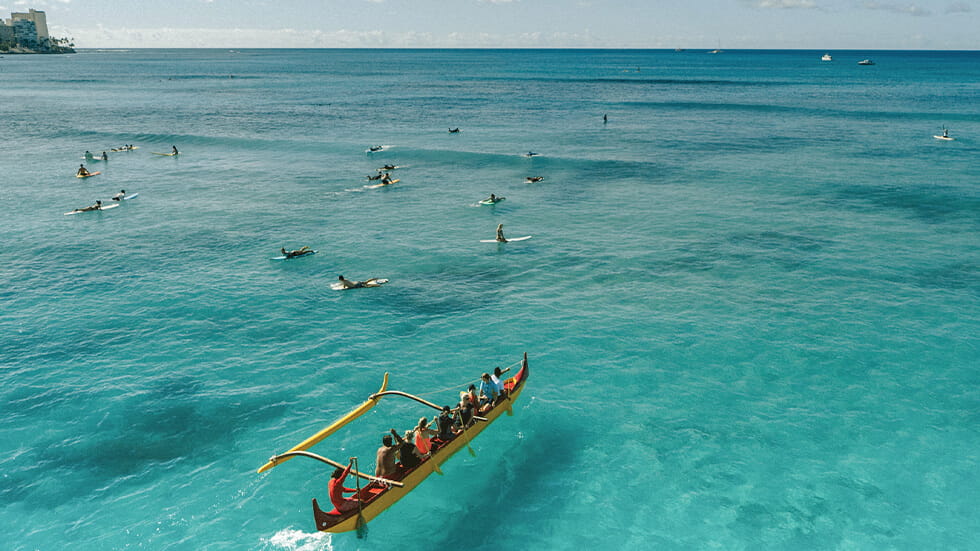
[77,164,90,177]
[525,176,544,183]
[496,223,507,243]
[71,200,103,213]
[367,173,383,181]
[328,459,361,513]
[281,246,313,258]
[484,193,500,203]
[449,128,460,133]
[380,173,393,185]
[112,190,126,201]
[381,164,397,170]
[337,275,384,289]
[369,145,383,152]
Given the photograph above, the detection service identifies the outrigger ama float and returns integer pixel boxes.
[258,353,529,534]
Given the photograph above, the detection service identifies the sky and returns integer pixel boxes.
[4,0,978,49]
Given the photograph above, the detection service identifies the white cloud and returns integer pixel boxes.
[945,2,971,13]
[51,24,607,49]
[750,0,818,8]
[862,2,932,16]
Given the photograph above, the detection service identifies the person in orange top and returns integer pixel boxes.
[413,417,438,456]
[328,459,360,513]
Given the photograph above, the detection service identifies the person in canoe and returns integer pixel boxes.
[171,145,179,155]
[77,164,90,177]
[70,200,103,213]
[412,417,439,458]
[496,223,507,243]
[281,246,313,258]
[436,405,459,440]
[375,430,402,479]
[112,190,127,201]
[328,459,361,513]
[337,275,384,289]
[479,372,499,411]
[396,430,422,472]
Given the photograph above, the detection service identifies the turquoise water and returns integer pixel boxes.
[1,49,978,550]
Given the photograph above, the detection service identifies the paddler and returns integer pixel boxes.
[328,459,361,513]
[112,190,126,201]
[77,164,90,177]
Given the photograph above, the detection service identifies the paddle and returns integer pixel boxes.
[352,457,368,539]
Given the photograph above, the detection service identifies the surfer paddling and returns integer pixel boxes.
[70,200,103,213]
[337,275,385,289]
[281,246,314,259]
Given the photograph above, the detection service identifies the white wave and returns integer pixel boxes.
[261,529,333,551]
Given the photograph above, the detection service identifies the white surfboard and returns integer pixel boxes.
[123,192,139,200]
[481,235,532,243]
[331,278,389,290]
[933,135,955,141]
[65,203,120,215]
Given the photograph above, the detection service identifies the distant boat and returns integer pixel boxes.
[709,48,722,54]
[821,53,832,61]
[858,59,875,65]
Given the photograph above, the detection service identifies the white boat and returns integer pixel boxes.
[858,59,875,65]
[821,53,832,61]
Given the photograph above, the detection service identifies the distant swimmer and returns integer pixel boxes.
[524,151,539,157]
[337,275,385,289]
[171,145,179,155]
[449,128,460,133]
[71,200,103,213]
[77,164,90,177]
[603,114,608,124]
[281,246,314,258]
[101,151,109,160]
[496,223,507,243]
[525,176,544,183]
[369,145,383,152]
[112,190,126,201]
[381,164,397,170]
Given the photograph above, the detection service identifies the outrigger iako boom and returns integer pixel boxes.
[259,353,529,533]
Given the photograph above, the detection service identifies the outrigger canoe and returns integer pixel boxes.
[259,353,530,534]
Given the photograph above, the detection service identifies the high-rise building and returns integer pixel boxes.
[11,9,48,39]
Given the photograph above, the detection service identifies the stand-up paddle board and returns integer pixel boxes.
[481,236,532,243]
[933,135,955,141]
[65,203,119,215]
[331,278,389,290]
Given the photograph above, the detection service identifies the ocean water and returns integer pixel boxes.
[1,48,978,550]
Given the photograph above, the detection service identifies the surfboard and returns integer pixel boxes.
[481,236,532,243]
[76,171,101,178]
[478,197,505,205]
[331,278,389,290]
[368,179,399,189]
[152,152,179,156]
[64,203,119,215]
[933,135,955,141]
[272,250,318,260]
[81,157,105,161]
[123,192,139,200]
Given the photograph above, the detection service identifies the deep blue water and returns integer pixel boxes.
[1,49,979,550]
